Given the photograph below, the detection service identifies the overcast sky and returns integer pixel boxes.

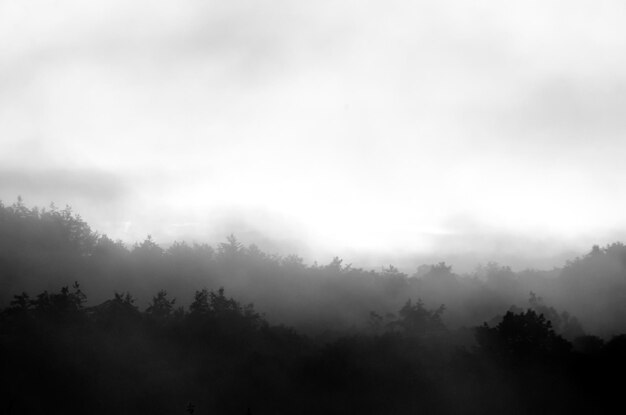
[2,0,626,270]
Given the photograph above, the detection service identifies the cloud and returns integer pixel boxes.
[0,167,128,207]
[494,78,626,145]
[2,1,626,269]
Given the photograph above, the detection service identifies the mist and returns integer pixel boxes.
[3,199,626,413]
[4,0,626,263]
[3,1,626,413]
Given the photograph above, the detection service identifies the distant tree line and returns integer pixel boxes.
[3,198,626,337]
[3,281,626,414]
[3,199,626,413]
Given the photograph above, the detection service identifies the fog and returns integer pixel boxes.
[3,0,626,267]
[3,1,626,413]
[1,199,624,337]
[4,200,626,413]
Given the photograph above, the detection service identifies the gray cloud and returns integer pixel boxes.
[3,1,626,269]
[500,78,626,142]
[0,167,128,207]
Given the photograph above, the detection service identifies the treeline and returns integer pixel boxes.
[3,282,626,414]
[2,198,626,337]
[3,199,626,413]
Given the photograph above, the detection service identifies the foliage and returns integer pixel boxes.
[389,299,446,336]
[146,289,176,319]
[3,200,626,413]
[475,309,571,362]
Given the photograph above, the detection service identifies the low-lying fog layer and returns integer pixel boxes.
[2,199,625,338]
[5,199,626,414]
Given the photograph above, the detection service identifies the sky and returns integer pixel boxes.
[2,0,626,271]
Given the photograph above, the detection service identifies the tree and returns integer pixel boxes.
[189,289,210,316]
[324,257,350,273]
[89,292,140,333]
[475,309,571,362]
[132,235,163,257]
[218,234,243,259]
[390,299,446,336]
[32,282,86,318]
[527,292,583,340]
[382,265,408,298]
[146,290,176,319]
[93,234,127,257]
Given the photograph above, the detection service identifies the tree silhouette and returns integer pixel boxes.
[146,290,176,319]
[527,291,583,340]
[475,309,571,362]
[218,234,243,259]
[189,288,210,316]
[31,282,86,320]
[388,299,446,336]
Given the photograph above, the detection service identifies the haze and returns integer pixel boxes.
[2,0,626,270]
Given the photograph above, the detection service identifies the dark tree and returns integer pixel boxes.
[146,289,176,319]
[475,309,571,362]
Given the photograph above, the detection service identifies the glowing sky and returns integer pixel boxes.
[2,1,626,268]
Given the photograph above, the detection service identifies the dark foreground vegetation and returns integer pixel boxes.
[3,199,626,414]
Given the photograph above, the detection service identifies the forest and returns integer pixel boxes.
[2,198,626,414]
